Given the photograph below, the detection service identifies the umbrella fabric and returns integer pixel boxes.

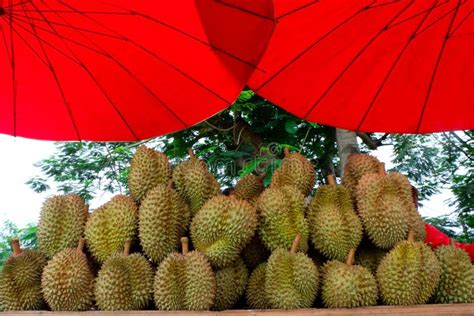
[425,224,474,262]
[0,0,274,141]
[249,0,474,133]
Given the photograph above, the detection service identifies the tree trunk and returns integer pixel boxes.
[336,129,360,177]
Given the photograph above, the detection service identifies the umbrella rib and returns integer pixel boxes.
[252,1,376,92]
[357,1,438,131]
[0,24,11,63]
[416,0,461,133]
[214,0,275,21]
[22,2,81,140]
[414,1,466,39]
[303,0,415,119]
[450,8,472,35]
[8,0,17,137]
[276,0,320,21]
[388,0,449,30]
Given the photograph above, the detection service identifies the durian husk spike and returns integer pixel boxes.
[77,238,85,253]
[283,147,290,156]
[11,238,22,256]
[346,249,356,266]
[290,234,302,255]
[407,230,415,242]
[181,237,189,256]
[326,174,336,186]
[378,162,386,175]
[123,240,132,256]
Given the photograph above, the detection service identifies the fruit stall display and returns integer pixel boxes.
[0,147,473,315]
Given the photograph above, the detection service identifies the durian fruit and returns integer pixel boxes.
[0,239,47,310]
[321,249,378,308]
[95,241,154,310]
[213,257,248,310]
[234,173,265,203]
[85,195,138,263]
[265,234,319,309]
[241,234,269,271]
[41,239,94,311]
[355,240,387,274]
[246,263,271,309]
[37,194,89,258]
[128,145,172,203]
[357,164,413,249]
[154,237,216,311]
[173,149,221,216]
[377,231,441,305]
[308,175,362,261]
[191,195,257,268]
[258,185,309,252]
[434,242,474,303]
[271,148,315,196]
[139,183,190,263]
[342,153,380,202]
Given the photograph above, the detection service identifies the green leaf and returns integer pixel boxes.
[284,120,298,134]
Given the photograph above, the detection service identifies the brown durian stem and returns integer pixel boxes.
[290,234,302,255]
[326,174,336,186]
[450,238,456,246]
[258,173,266,181]
[188,148,196,159]
[123,240,132,256]
[283,147,290,156]
[378,163,386,175]
[407,230,415,243]
[181,237,189,256]
[11,238,22,256]
[77,238,85,253]
[346,249,356,266]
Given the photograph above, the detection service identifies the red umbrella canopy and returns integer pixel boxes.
[0,0,274,141]
[249,0,474,133]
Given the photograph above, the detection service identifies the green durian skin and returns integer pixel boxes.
[308,185,362,261]
[128,145,172,203]
[41,248,94,311]
[234,174,264,202]
[95,253,154,311]
[191,195,257,269]
[173,155,221,217]
[85,195,138,263]
[246,263,271,309]
[0,250,47,311]
[321,261,378,308]
[434,245,474,303]
[258,186,309,253]
[154,251,216,311]
[342,153,380,202]
[214,258,248,311]
[377,241,441,306]
[265,249,319,309]
[271,152,315,196]
[139,184,190,263]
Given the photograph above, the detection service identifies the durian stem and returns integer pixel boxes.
[407,230,415,243]
[123,240,132,256]
[258,173,266,181]
[181,237,189,256]
[378,163,386,175]
[168,180,173,189]
[450,238,456,246]
[326,174,336,186]
[77,238,85,253]
[346,249,356,266]
[283,147,290,156]
[188,149,196,159]
[290,234,302,255]
[11,238,22,256]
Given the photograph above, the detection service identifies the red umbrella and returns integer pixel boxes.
[0,0,274,141]
[249,0,474,133]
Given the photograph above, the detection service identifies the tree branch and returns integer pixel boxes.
[356,132,390,150]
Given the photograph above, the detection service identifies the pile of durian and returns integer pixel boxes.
[1,147,473,312]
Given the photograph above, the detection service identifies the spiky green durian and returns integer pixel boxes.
[377,232,441,305]
[139,184,190,263]
[191,195,257,268]
[214,258,248,311]
[95,241,154,311]
[265,235,319,309]
[154,238,216,311]
[85,195,138,263]
[321,249,378,308]
[308,176,362,261]
[37,194,88,258]
[241,234,269,271]
[173,150,221,216]
[342,154,380,202]
[41,240,94,311]
[258,185,309,253]
[234,173,265,202]
[0,239,47,311]
[434,244,474,303]
[128,145,172,203]
[246,263,271,309]
[355,240,387,274]
[357,166,414,249]
[271,148,315,196]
